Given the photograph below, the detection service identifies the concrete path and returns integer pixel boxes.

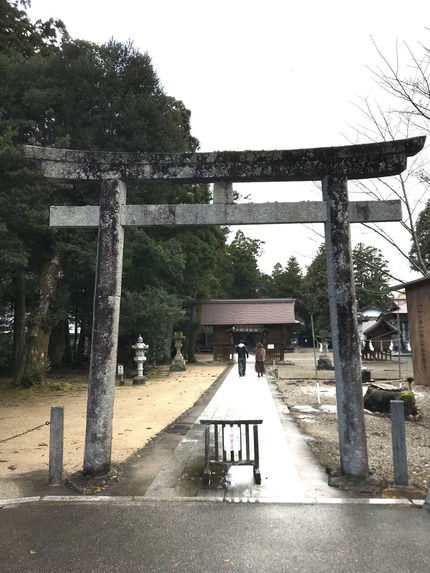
[144,356,348,502]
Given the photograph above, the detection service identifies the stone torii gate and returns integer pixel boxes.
[24,136,425,480]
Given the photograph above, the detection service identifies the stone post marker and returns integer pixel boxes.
[24,136,425,479]
[390,400,408,485]
[49,405,64,485]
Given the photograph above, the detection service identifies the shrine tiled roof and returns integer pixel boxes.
[390,298,408,314]
[200,299,296,326]
[362,316,397,337]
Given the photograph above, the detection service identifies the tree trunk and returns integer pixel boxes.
[48,319,66,369]
[186,300,200,363]
[63,319,72,367]
[74,313,90,368]
[12,272,26,377]
[14,254,63,387]
[163,332,172,364]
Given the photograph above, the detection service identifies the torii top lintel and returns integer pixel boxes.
[24,136,425,183]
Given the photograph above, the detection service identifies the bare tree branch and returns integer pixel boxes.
[348,35,430,277]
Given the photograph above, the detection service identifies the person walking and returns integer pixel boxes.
[235,340,249,376]
[254,342,266,377]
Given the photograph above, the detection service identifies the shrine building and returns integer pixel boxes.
[199,299,299,362]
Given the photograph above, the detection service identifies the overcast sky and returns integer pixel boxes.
[28,0,430,283]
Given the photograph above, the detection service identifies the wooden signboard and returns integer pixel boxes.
[401,277,430,386]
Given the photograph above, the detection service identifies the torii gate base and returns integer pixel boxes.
[25,137,425,483]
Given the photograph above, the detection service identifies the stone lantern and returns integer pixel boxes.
[317,330,333,370]
[171,331,187,371]
[132,335,149,384]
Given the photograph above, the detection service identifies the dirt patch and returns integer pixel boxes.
[0,360,226,478]
[274,349,430,498]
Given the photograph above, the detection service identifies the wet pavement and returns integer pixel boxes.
[1,500,429,573]
[2,356,429,573]
[141,357,350,502]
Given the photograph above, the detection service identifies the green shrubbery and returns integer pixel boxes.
[399,390,418,417]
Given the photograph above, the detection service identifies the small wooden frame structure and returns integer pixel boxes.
[200,419,263,485]
[361,317,397,361]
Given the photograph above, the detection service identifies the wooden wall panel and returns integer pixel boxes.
[406,283,430,386]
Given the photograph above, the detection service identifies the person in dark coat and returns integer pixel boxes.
[254,342,266,377]
[235,340,249,376]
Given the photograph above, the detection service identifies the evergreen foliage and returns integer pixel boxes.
[227,230,264,299]
[410,199,430,273]
[0,1,235,381]
[122,288,185,365]
[399,390,417,418]
[293,243,392,343]
[301,245,331,338]
[352,243,391,309]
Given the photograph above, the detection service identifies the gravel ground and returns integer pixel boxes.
[273,349,430,498]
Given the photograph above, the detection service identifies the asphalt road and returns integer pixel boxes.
[1,499,429,573]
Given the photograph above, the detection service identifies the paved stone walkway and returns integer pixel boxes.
[144,356,349,502]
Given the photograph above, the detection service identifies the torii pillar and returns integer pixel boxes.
[83,179,125,475]
[323,174,367,475]
[24,136,425,479]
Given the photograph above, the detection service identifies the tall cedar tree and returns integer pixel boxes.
[0,0,67,382]
[300,243,392,344]
[269,256,304,316]
[301,245,331,340]
[352,243,391,309]
[227,230,264,299]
